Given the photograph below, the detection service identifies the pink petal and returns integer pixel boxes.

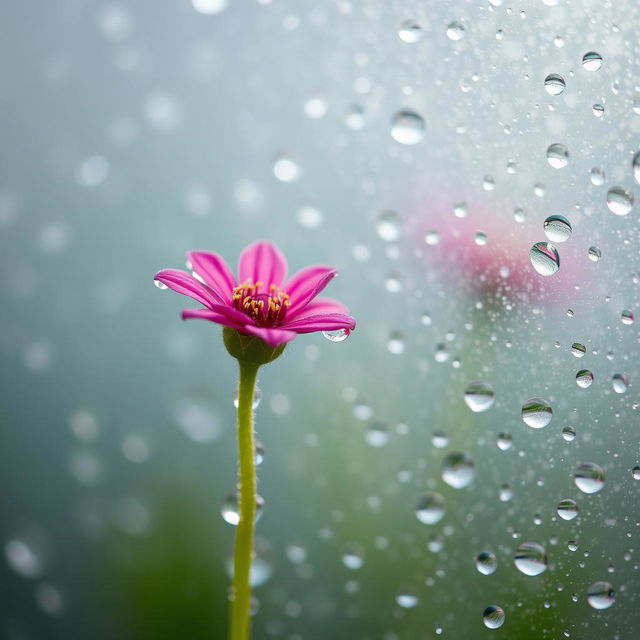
[154,269,224,308]
[187,251,237,300]
[284,266,337,312]
[283,313,356,334]
[238,241,288,288]
[286,296,349,321]
[241,325,298,347]
[182,305,251,329]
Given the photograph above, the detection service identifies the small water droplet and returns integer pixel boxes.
[587,581,615,609]
[571,343,586,357]
[273,153,301,182]
[234,384,262,409]
[345,105,365,130]
[612,374,628,394]
[546,143,569,168]
[606,186,634,215]
[521,397,553,429]
[514,542,548,576]
[463,381,495,412]
[453,201,467,218]
[530,242,560,276]
[582,51,603,71]
[590,167,606,186]
[416,492,446,525]
[633,151,640,184]
[543,215,572,243]
[398,19,422,43]
[475,231,488,246]
[562,425,576,442]
[544,74,566,95]
[390,110,425,145]
[323,328,350,342]
[365,421,389,447]
[588,246,601,262]
[496,432,512,451]
[483,605,505,629]
[573,462,605,494]
[154,278,168,290]
[476,551,498,575]
[621,309,635,325]
[592,103,605,118]
[432,430,449,448]
[441,451,475,489]
[342,543,365,570]
[575,369,594,389]
[631,466,640,480]
[221,492,264,526]
[376,210,402,242]
[396,588,419,608]
[446,21,465,41]
[425,230,441,245]
[557,498,579,521]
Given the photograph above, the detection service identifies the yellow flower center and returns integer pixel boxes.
[232,281,291,326]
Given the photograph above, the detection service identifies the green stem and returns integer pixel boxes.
[229,360,260,640]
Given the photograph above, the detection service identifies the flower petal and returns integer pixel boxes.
[286,296,349,321]
[241,325,297,347]
[284,266,337,312]
[182,305,251,328]
[237,241,288,288]
[187,251,237,300]
[154,269,224,308]
[283,312,356,334]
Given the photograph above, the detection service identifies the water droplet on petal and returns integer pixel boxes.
[463,381,495,412]
[514,542,548,576]
[587,581,615,609]
[483,605,505,629]
[582,51,603,71]
[606,186,634,215]
[441,451,475,489]
[573,462,605,494]
[521,397,553,429]
[544,73,566,95]
[530,242,560,276]
[543,215,572,242]
[153,278,168,290]
[390,110,425,145]
[323,328,350,342]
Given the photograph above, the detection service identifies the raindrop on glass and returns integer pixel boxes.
[588,246,601,262]
[396,589,419,608]
[476,551,498,575]
[398,20,422,43]
[606,187,634,216]
[496,432,512,451]
[543,215,571,243]
[530,242,560,276]
[521,397,553,429]
[342,543,365,570]
[441,451,475,489]
[621,309,634,325]
[587,581,615,610]
[546,143,569,168]
[514,541,548,576]
[415,492,446,525]
[463,381,495,412]
[390,110,425,145]
[592,103,605,118]
[376,210,402,242]
[562,426,576,442]
[612,374,628,394]
[582,51,602,71]
[446,21,465,41]
[544,73,565,95]
[556,498,579,521]
[483,605,505,629]
[633,151,640,184]
[590,167,606,186]
[575,370,594,389]
[571,343,586,357]
[273,153,301,182]
[573,462,605,494]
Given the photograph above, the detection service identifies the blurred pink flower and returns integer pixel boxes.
[155,241,356,347]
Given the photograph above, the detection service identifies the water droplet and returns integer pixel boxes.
[441,451,475,489]
[390,110,425,145]
[543,215,572,243]
[514,541,548,576]
[575,369,594,389]
[432,430,449,448]
[521,397,553,429]
[387,331,405,355]
[592,103,605,118]
[530,242,560,276]
[612,374,628,394]
[153,278,168,290]
[475,231,488,246]
[345,105,365,130]
[562,425,576,442]
[396,589,419,608]
[323,328,350,342]
[193,0,228,14]
[273,153,301,182]
[227,537,273,587]
[463,381,495,412]
[415,492,446,525]
[588,246,601,262]
[398,19,422,43]
[342,543,365,570]
[546,143,569,169]
[499,484,514,502]
[453,201,467,218]
[582,51,603,71]
[606,186,634,215]
[476,551,498,575]
[496,432,512,451]
[587,581,615,609]
[573,462,605,494]
[425,230,441,245]
[234,384,262,409]
[365,421,390,447]
[4,537,45,579]
[590,167,606,186]
[446,21,465,40]
[514,207,527,222]
[221,492,264,526]
[296,206,324,229]
[482,175,495,191]
[631,466,640,480]
[621,309,635,325]
[571,343,586,358]
[376,210,402,242]
[557,498,579,521]
[483,605,505,629]
[544,74,566,95]
[254,441,265,466]
[633,151,640,184]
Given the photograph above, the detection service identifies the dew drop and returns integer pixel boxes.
[573,462,605,494]
[441,451,475,489]
[376,210,402,242]
[575,369,594,389]
[514,541,548,576]
[476,551,498,575]
[323,328,350,342]
[521,397,553,429]
[234,384,262,409]
[390,110,425,145]
[463,381,495,412]
[587,581,615,610]
[483,605,505,629]
[153,278,168,290]
[546,143,569,169]
[446,21,465,41]
[606,186,634,216]
[556,498,579,521]
[543,215,572,243]
[582,51,602,71]
[544,74,565,95]
[530,242,560,276]
[612,374,628,394]
[415,492,446,525]
[220,492,264,526]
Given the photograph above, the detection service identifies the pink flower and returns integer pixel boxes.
[154,241,356,347]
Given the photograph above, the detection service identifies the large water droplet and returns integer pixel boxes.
[556,498,578,521]
[521,397,553,428]
[514,542,548,576]
[323,328,350,342]
[441,451,475,489]
[544,73,565,95]
[221,492,264,526]
[390,110,425,145]
[482,605,505,629]
[587,581,615,609]
[606,186,634,216]
[575,369,594,389]
[546,143,569,168]
[574,462,605,494]
[446,21,465,40]
[476,551,498,575]
[376,210,402,242]
[582,51,602,71]
[543,215,572,243]
[571,343,586,358]
[415,492,446,525]
[463,381,495,412]
[530,242,560,276]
